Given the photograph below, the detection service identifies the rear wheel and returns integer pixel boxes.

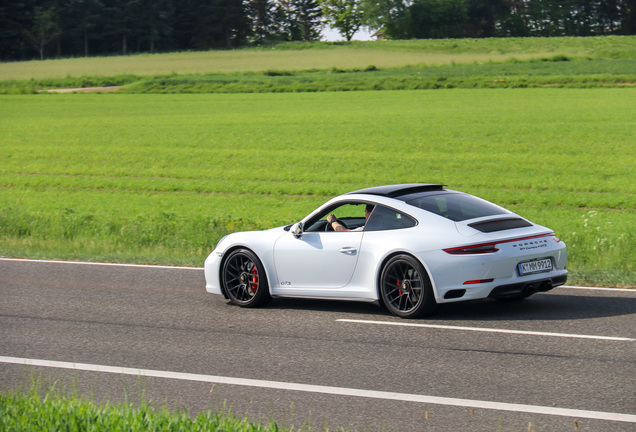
[380,254,435,318]
[222,249,270,308]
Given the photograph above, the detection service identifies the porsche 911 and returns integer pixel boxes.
[204,184,567,318]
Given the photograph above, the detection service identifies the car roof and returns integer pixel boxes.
[346,183,445,198]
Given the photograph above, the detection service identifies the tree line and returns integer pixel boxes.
[1,0,634,61]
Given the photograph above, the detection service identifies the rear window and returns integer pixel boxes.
[406,192,507,222]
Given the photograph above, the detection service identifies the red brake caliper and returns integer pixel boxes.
[251,267,259,292]
[397,280,402,296]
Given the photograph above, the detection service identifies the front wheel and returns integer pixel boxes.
[222,249,270,308]
[380,255,436,318]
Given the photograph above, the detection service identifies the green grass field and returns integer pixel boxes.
[1,88,634,286]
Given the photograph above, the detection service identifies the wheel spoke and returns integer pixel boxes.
[225,275,241,285]
[398,293,408,311]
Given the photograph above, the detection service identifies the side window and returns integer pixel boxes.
[365,205,416,231]
[305,202,368,232]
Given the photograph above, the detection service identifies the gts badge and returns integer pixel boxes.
[280,281,292,286]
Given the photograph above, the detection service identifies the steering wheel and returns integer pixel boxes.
[325,217,347,231]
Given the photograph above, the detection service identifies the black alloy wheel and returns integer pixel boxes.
[380,254,436,318]
[222,249,270,307]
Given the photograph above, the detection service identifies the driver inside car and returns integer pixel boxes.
[327,204,374,232]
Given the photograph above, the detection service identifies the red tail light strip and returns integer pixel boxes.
[463,279,495,285]
[444,233,555,255]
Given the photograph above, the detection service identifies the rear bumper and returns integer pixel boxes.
[488,273,568,299]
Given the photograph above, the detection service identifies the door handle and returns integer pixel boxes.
[339,247,357,255]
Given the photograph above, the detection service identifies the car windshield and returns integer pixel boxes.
[405,192,508,222]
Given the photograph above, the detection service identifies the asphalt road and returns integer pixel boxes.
[1,258,635,431]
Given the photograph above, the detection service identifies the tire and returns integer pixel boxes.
[380,254,436,318]
[221,249,270,308]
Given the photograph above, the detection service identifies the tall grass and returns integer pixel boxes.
[0,386,290,432]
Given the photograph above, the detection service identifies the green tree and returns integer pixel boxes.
[104,0,142,54]
[274,0,323,41]
[248,0,276,44]
[138,0,174,52]
[45,0,71,58]
[0,1,33,60]
[360,0,411,39]
[407,0,468,39]
[596,0,621,34]
[190,0,249,49]
[499,0,531,36]
[293,0,323,40]
[321,0,364,41]
[173,0,198,49]
[619,0,636,34]
[27,4,61,59]
[467,0,509,37]
[68,0,104,56]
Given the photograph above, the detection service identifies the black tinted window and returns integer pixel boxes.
[365,206,416,231]
[406,192,506,222]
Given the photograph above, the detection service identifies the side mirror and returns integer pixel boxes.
[290,222,304,239]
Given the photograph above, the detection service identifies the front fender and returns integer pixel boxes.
[204,228,288,296]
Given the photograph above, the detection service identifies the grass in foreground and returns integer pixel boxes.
[0,387,290,432]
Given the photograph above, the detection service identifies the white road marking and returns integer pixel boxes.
[559,285,635,292]
[0,257,201,271]
[1,258,633,291]
[1,356,634,423]
[337,319,636,342]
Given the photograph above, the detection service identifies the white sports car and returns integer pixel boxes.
[204,184,567,318]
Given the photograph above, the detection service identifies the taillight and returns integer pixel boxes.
[463,279,494,285]
[444,243,499,255]
[444,233,556,255]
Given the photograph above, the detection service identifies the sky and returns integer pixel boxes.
[321,26,374,41]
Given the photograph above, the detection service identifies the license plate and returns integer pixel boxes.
[518,258,553,275]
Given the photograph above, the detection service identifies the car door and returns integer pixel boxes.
[273,230,363,290]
